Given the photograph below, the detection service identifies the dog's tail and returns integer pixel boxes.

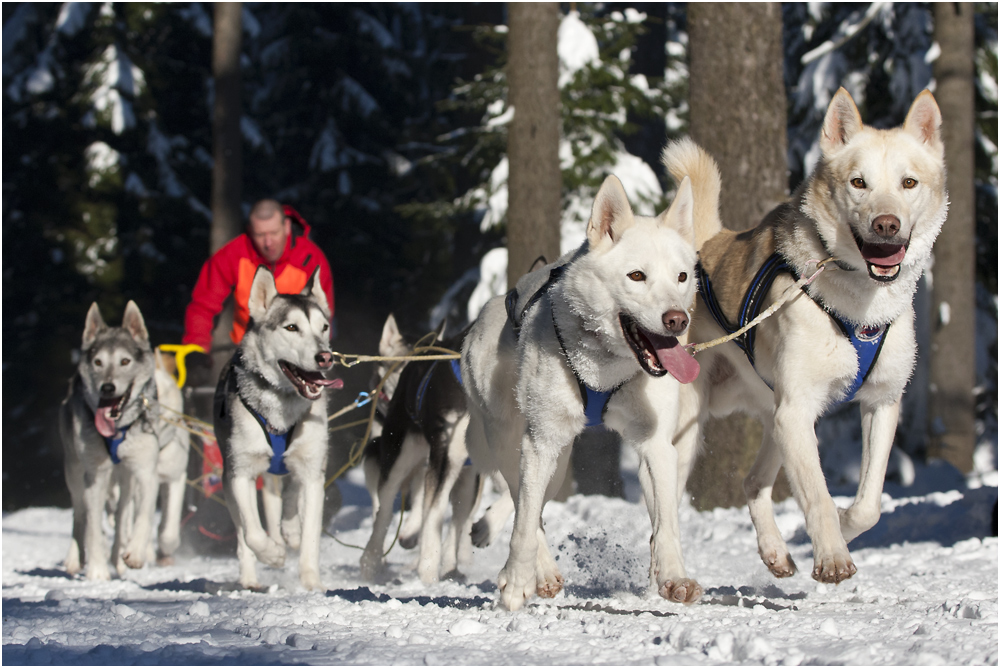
[661,138,722,251]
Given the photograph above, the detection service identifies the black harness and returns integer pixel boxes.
[505,263,622,429]
[697,252,889,403]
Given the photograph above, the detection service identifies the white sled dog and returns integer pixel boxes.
[462,173,706,610]
[213,266,342,590]
[60,302,190,580]
[664,88,947,583]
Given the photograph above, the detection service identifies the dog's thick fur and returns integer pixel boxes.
[361,319,481,583]
[61,302,189,580]
[665,88,947,583]
[214,267,340,590]
[462,174,705,610]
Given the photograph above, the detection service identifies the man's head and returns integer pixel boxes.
[248,199,291,264]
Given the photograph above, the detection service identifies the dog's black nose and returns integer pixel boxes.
[315,352,334,369]
[100,383,116,396]
[872,214,900,238]
[662,310,689,335]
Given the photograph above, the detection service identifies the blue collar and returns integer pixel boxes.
[697,252,889,404]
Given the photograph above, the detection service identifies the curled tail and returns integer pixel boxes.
[661,138,722,251]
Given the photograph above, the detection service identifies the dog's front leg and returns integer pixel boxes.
[156,471,186,563]
[744,417,797,578]
[418,413,470,583]
[773,401,855,583]
[83,463,114,581]
[398,467,426,550]
[498,434,562,611]
[839,399,901,542]
[261,473,286,548]
[229,474,286,568]
[111,469,135,576]
[296,475,324,590]
[121,434,159,571]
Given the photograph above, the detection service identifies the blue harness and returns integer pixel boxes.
[505,264,620,429]
[241,397,293,476]
[408,358,464,422]
[104,426,130,465]
[697,252,889,403]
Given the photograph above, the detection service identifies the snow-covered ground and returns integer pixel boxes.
[3,453,997,666]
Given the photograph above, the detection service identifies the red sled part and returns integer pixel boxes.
[201,440,264,495]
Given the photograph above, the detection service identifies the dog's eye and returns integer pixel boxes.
[902,177,918,189]
[627,271,646,282]
[94,359,103,367]
[850,178,866,189]
[120,358,130,366]
[322,323,329,332]
[678,272,688,283]
[284,324,299,332]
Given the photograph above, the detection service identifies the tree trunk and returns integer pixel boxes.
[684,2,792,510]
[506,2,562,288]
[210,2,243,254]
[928,2,976,473]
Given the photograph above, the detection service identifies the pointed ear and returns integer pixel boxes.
[903,89,943,156]
[587,175,635,246]
[529,255,548,273]
[433,317,448,341]
[820,87,863,154]
[248,266,278,322]
[122,301,150,346]
[82,302,106,349]
[301,266,330,316]
[379,314,405,357]
[659,176,695,247]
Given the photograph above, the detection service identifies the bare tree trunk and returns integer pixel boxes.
[928,2,976,473]
[685,2,792,510]
[211,2,243,254]
[506,2,562,288]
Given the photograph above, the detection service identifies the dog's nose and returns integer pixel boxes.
[872,214,900,239]
[315,352,334,369]
[100,383,116,396]
[662,310,689,335]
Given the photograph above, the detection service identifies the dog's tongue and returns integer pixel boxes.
[94,407,117,438]
[314,378,344,390]
[649,334,701,384]
[862,243,906,266]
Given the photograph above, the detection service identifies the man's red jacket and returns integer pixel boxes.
[182,207,334,351]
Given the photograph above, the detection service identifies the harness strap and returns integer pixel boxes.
[697,252,889,403]
[406,355,466,424]
[104,426,129,465]
[226,350,294,476]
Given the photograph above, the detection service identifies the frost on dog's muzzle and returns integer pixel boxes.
[279,360,344,400]
[619,314,700,383]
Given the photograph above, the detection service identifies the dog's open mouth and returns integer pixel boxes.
[619,314,700,383]
[279,360,344,401]
[853,232,907,283]
[94,384,131,439]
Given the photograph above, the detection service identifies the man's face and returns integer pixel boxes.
[249,212,290,264]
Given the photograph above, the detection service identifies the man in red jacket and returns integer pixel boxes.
[182,199,335,352]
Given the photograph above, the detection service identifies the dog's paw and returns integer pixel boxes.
[398,533,419,550]
[470,519,491,548]
[281,521,301,552]
[122,547,146,571]
[498,564,535,611]
[86,564,112,582]
[156,554,175,567]
[812,552,856,584]
[299,569,322,591]
[65,543,81,576]
[536,570,564,599]
[759,549,797,578]
[253,540,285,568]
[418,559,440,585]
[658,578,703,604]
[359,550,383,581]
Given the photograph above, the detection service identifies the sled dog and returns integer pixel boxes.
[462,173,705,610]
[361,319,482,583]
[61,301,190,580]
[664,88,947,583]
[214,266,342,590]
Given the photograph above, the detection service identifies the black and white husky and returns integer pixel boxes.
[361,318,481,583]
[60,302,190,580]
[213,267,342,590]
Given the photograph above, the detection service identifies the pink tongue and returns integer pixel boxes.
[95,407,117,438]
[650,336,701,384]
[862,243,906,266]
[314,378,344,390]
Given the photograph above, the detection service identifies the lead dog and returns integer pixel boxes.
[61,302,189,580]
[214,266,342,590]
[665,88,946,583]
[462,173,705,610]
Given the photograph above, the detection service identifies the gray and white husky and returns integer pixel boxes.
[462,173,704,611]
[61,301,190,580]
[664,88,947,584]
[213,266,342,590]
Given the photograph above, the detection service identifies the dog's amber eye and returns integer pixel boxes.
[850,178,866,189]
[284,324,298,332]
[94,359,103,367]
[902,177,917,189]
[678,272,688,283]
[627,271,646,282]
[120,358,130,366]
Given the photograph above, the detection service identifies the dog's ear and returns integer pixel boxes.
[433,317,448,342]
[903,89,944,156]
[82,302,106,349]
[588,175,635,246]
[528,256,548,273]
[379,314,405,357]
[122,301,150,347]
[248,266,279,322]
[820,87,863,153]
[301,266,330,318]
[659,176,695,247]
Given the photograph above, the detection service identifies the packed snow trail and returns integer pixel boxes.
[3,462,997,666]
